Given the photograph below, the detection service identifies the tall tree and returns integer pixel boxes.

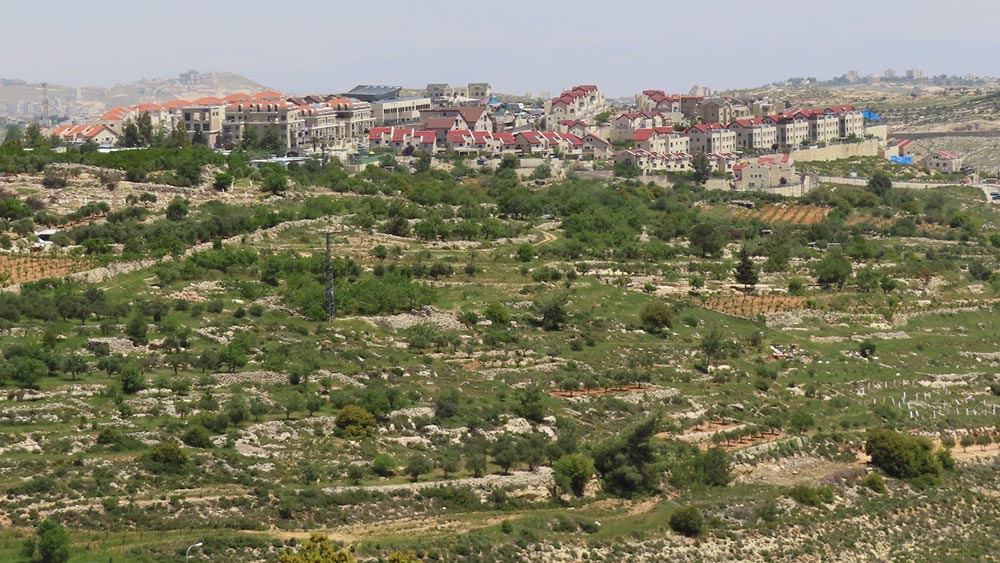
[734,247,759,290]
[692,152,712,185]
[120,120,141,147]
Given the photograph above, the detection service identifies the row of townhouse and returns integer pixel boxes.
[545,85,606,130]
[369,127,613,159]
[61,90,377,152]
[633,127,690,154]
[613,149,740,175]
[49,124,120,146]
[636,90,776,123]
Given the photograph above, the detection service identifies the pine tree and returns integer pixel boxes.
[734,247,759,289]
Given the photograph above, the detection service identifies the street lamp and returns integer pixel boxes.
[185,542,203,562]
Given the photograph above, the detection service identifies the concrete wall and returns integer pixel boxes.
[789,139,880,162]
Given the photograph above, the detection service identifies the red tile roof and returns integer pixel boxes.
[191,96,225,106]
[161,99,191,110]
[424,118,457,130]
[252,90,285,100]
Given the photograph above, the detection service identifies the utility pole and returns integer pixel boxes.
[325,232,335,320]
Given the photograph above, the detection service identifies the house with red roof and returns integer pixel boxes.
[544,85,606,130]
[926,151,963,173]
[581,133,612,159]
[609,111,669,142]
[541,131,584,157]
[420,107,493,134]
[733,154,796,190]
[50,125,119,146]
[557,120,589,138]
[682,123,736,154]
[515,130,551,155]
[633,127,689,154]
[613,149,693,175]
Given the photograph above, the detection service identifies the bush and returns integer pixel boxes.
[865,428,942,481]
[669,505,704,537]
[181,425,213,448]
[335,405,377,439]
[371,454,396,477]
[143,441,190,474]
[789,483,834,506]
[553,453,595,497]
[861,473,887,494]
[639,301,674,334]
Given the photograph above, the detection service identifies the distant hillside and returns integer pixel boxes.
[0,71,271,121]
[88,72,271,107]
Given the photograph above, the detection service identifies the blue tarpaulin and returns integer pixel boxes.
[890,155,914,165]
[863,110,881,121]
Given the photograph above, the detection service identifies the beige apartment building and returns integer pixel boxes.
[700,99,749,126]
[373,97,432,126]
[182,102,225,146]
[426,82,492,101]
[683,123,736,154]
[826,105,865,139]
[329,98,375,139]
[609,111,669,142]
[634,128,690,154]
[765,113,810,148]
[728,119,778,152]
[734,155,797,190]
[800,110,840,144]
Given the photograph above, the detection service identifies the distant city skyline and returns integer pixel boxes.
[4,0,1000,98]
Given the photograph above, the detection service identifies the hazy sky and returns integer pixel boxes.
[4,0,1000,97]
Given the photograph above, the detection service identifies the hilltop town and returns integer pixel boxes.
[2,65,1000,563]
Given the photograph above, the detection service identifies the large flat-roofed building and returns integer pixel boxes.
[373,96,432,126]
[342,85,402,102]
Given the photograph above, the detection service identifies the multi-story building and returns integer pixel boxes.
[613,149,692,174]
[700,99,749,126]
[181,100,225,146]
[764,113,810,148]
[545,85,605,130]
[609,111,669,142]
[373,97,432,126]
[825,105,865,139]
[557,120,589,138]
[792,109,840,144]
[328,97,375,139]
[682,123,736,154]
[420,107,493,133]
[733,155,797,190]
[581,133,612,159]
[468,83,492,99]
[679,96,705,119]
[633,128,689,154]
[727,119,778,152]
[426,83,492,101]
